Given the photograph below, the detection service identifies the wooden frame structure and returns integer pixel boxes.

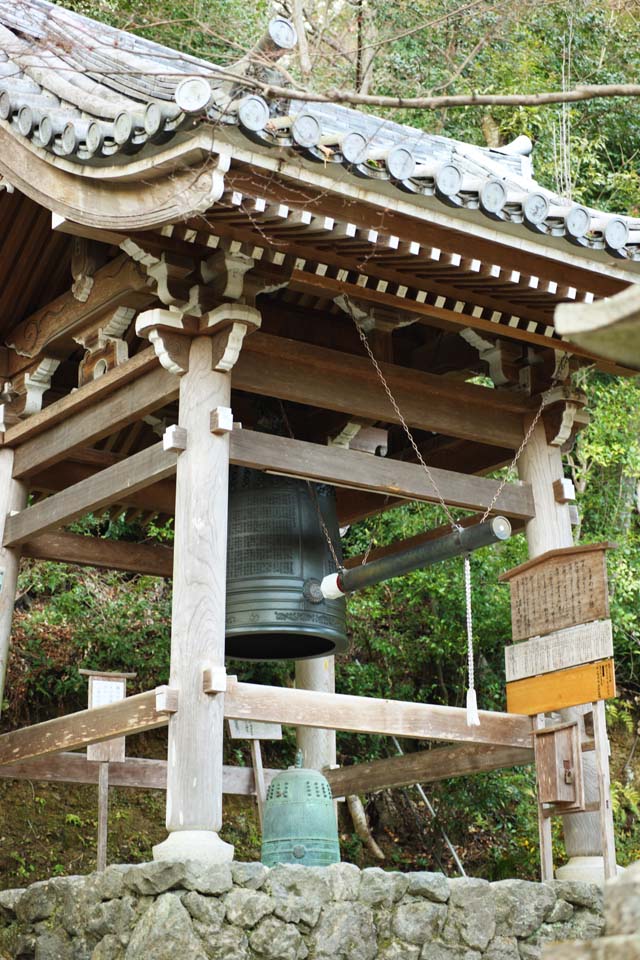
[0,0,635,877]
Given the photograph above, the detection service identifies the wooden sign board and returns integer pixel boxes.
[534,721,584,809]
[86,675,128,762]
[505,619,613,682]
[499,543,614,642]
[227,719,282,741]
[506,658,616,716]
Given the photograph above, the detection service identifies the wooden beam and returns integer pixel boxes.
[226,165,633,299]
[7,255,154,377]
[5,330,526,481]
[5,442,178,547]
[214,677,533,748]
[325,742,534,796]
[233,334,529,449]
[17,430,531,558]
[230,430,535,519]
[31,462,176,517]
[0,687,177,765]
[22,531,174,577]
[0,752,277,795]
[3,348,160,451]
[10,365,178,480]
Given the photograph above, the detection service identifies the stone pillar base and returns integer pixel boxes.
[152,830,234,863]
[556,856,623,884]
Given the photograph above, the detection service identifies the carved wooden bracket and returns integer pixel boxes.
[542,385,590,451]
[460,329,523,387]
[0,356,60,431]
[73,306,135,385]
[122,239,283,320]
[71,238,108,303]
[136,303,261,376]
[334,294,419,333]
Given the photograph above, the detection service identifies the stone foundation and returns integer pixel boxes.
[0,862,604,960]
[543,861,640,959]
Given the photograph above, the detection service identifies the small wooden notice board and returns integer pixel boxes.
[499,543,614,643]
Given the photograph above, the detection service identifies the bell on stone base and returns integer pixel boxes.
[261,752,341,867]
[225,468,348,661]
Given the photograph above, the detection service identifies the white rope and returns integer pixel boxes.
[464,554,480,726]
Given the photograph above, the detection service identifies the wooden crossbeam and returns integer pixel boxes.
[325,742,534,796]
[234,334,528,449]
[7,255,154,378]
[0,687,177,766]
[3,347,160,452]
[22,531,174,577]
[4,442,178,546]
[10,363,178,479]
[230,430,534,519]
[213,677,533,748]
[0,752,277,795]
[4,331,530,482]
[10,431,533,554]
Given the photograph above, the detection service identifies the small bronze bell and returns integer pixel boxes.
[261,751,340,867]
[226,468,348,661]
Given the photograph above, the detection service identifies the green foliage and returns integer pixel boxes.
[21,0,640,879]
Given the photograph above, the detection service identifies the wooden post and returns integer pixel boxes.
[250,740,267,828]
[97,762,109,871]
[533,713,554,881]
[153,337,234,863]
[79,669,135,871]
[0,448,28,715]
[295,656,337,771]
[592,699,617,880]
[518,421,616,882]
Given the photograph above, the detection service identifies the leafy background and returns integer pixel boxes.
[2,0,640,886]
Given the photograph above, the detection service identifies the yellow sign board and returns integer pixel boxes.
[506,658,616,716]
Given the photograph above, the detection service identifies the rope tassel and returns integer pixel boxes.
[464,554,480,727]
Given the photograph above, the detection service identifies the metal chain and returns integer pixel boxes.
[352,321,460,530]
[478,392,547,523]
[277,400,345,573]
[352,313,566,527]
[361,537,375,565]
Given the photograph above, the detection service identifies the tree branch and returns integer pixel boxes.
[259,81,640,111]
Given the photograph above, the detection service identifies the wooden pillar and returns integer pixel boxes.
[518,421,615,882]
[0,448,28,714]
[153,337,233,863]
[295,656,337,770]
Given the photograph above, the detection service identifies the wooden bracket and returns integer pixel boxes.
[203,666,228,693]
[155,686,179,715]
[553,477,576,504]
[542,386,590,450]
[460,329,523,387]
[71,238,108,303]
[74,306,135,385]
[136,302,261,376]
[0,356,61,428]
[210,407,234,435]
[163,425,188,453]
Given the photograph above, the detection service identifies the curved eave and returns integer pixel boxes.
[555,285,640,372]
[1,118,639,303]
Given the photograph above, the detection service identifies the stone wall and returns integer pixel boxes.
[543,861,640,959]
[0,861,604,960]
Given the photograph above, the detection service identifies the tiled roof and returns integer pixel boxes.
[0,0,639,261]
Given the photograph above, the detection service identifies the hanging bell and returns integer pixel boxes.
[261,751,341,867]
[225,468,348,660]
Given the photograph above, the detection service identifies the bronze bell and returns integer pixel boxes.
[261,751,340,867]
[225,468,348,660]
